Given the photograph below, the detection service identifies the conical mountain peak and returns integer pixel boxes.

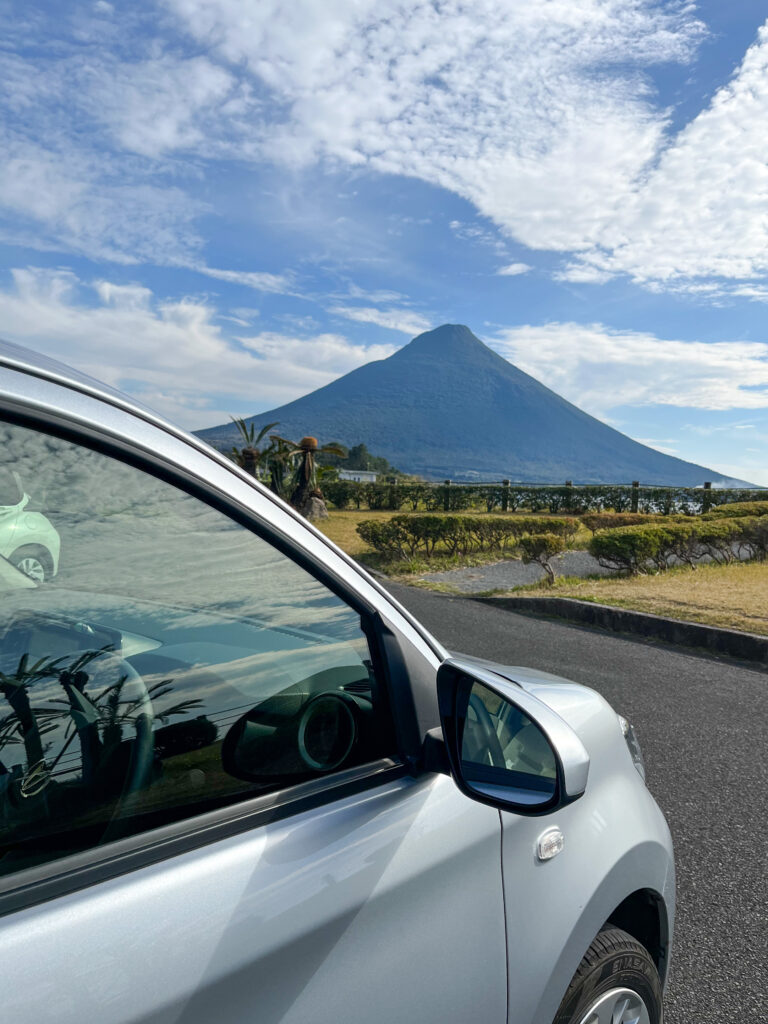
[396,323,499,363]
[198,324,730,485]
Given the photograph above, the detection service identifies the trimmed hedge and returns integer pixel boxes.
[702,501,768,520]
[325,480,765,514]
[589,517,768,574]
[581,513,660,534]
[356,514,578,561]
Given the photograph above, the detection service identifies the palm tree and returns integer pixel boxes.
[229,417,279,478]
[268,434,347,514]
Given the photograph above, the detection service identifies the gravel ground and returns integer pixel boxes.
[421,549,614,591]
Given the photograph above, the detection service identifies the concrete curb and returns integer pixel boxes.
[474,596,768,666]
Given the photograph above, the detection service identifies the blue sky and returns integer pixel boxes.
[1,1,768,484]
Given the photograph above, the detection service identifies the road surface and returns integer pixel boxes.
[384,582,768,1024]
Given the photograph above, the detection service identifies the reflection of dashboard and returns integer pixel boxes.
[0,610,122,673]
[0,604,380,793]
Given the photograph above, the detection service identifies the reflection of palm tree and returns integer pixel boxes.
[0,647,201,787]
[0,652,73,769]
[97,675,203,746]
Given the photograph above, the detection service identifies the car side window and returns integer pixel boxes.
[0,420,394,880]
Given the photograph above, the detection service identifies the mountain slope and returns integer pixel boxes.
[198,324,735,484]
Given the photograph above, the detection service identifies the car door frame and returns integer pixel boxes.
[0,378,445,920]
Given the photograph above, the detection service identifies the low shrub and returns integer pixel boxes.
[327,481,765,514]
[519,533,566,584]
[589,525,670,574]
[581,513,659,534]
[697,519,743,564]
[702,501,768,520]
[738,517,768,561]
[657,521,699,570]
[589,516,757,574]
[356,514,577,561]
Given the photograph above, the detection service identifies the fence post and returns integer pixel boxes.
[501,479,510,513]
[702,481,712,513]
[631,481,639,514]
[387,475,397,510]
[443,479,451,511]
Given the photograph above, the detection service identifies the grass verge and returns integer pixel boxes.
[501,561,768,636]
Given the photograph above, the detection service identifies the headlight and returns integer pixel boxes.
[617,714,646,781]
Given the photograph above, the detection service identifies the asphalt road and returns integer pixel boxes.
[384,582,768,1024]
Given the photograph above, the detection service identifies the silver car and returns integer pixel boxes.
[0,339,673,1024]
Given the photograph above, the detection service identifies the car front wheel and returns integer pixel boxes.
[9,545,53,583]
[554,927,662,1024]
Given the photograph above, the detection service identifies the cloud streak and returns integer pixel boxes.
[327,305,431,335]
[490,322,768,413]
[0,267,394,427]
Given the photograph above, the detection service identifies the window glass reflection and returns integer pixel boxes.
[0,422,392,879]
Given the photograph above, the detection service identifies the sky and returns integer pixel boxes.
[1,1,768,485]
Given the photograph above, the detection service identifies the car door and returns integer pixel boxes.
[0,412,507,1024]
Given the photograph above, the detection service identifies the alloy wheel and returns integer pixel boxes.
[577,987,651,1024]
[15,556,46,582]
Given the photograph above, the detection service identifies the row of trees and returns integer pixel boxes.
[227,419,343,517]
[355,501,768,584]
[226,420,407,517]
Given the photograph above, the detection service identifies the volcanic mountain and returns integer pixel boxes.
[198,324,732,484]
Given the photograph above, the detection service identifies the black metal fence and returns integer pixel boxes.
[322,479,764,516]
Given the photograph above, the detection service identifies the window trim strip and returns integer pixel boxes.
[0,758,406,919]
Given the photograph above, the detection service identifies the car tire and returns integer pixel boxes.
[553,927,662,1024]
[8,545,53,583]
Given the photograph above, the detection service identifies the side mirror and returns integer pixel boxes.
[436,658,590,814]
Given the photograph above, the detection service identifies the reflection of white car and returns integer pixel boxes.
[0,471,60,581]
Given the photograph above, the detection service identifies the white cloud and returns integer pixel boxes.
[497,263,531,277]
[162,2,768,292]
[0,132,290,289]
[238,331,396,379]
[0,134,204,266]
[5,2,768,295]
[0,267,393,427]
[166,0,706,272]
[633,439,680,457]
[345,283,405,303]
[490,322,768,413]
[193,265,291,293]
[327,305,431,335]
[81,55,243,160]
[567,25,768,286]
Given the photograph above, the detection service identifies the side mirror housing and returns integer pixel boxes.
[436,658,590,814]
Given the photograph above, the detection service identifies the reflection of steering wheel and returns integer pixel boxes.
[66,651,155,801]
[467,693,506,767]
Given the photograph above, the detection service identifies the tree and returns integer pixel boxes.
[228,418,279,478]
[519,532,565,585]
[228,417,282,477]
[269,434,347,517]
